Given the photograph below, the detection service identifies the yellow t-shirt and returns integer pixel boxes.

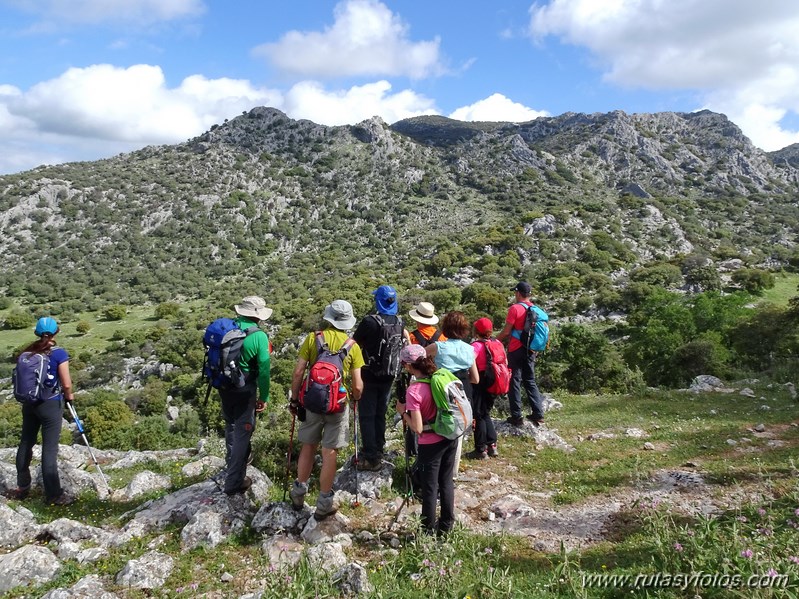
[299,329,365,390]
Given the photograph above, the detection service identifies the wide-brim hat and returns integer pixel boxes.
[408,301,438,325]
[235,296,273,321]
[323,300,357,330]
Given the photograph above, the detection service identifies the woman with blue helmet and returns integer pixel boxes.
[5,317,75,505]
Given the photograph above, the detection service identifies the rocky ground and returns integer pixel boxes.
[0,380,793,597]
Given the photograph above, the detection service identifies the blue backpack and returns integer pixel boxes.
[202,318,258,389]
[512,303,550,352]
[13,351,60,403]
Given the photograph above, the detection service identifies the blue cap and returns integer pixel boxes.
[372,285,398,315]
[35,316,59,336]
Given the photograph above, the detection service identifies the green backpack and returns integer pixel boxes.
[417,369,473,440]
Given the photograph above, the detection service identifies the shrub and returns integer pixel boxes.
[75,321,91,335]
[103,305,127,321]
[3,310,33,330]
[731,269,776,294]
[155,302,182,319]
[83,396,136,449]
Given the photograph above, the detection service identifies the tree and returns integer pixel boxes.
[731,269,776,294]
[103,305,126,321]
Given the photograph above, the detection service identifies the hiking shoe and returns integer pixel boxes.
[4,487,30,500]
[487,444,498,457]
[506,416,524,427]
[314,492,338,521]
[289,480,308,510]
[357,458,382,472]
[466,449,488,460]
[224,476,252,496]
[47,493,75,506]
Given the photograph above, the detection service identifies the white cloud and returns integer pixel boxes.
[529,0,799,150]
[253,0,444,79]
[0,64,281,173]
[7,0,205,25]
[7,64,279,142]
[283,80,437,125]
[450,93,548,122]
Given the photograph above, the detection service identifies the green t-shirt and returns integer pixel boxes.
[235,316,271,403]
[299,328,365,391]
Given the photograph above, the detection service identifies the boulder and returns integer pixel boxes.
[113,470,171,501]
[0,501,40,548]
[41,574,119,598]
[252,501,312,536]
[334,563,374,597]
[180,508,247,551]
[115,550,174,589]
[261,534,304,569]
[0,545,62,593]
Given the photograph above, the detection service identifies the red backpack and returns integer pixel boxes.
[299,332,356,414]
[480,339,511,395]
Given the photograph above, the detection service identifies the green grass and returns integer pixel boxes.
[760,272,799,306]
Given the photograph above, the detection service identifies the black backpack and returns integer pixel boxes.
[365,315,405,377]
[410,328,442,348]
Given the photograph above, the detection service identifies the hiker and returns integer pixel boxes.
[5,317,75,505]
[352,285,410,471]
[468,317,505,459]
[398,301,447,457]
[497,282,545,426]
[407,301,446,347]
[289,300,364,520]
[425,311,479,477]
[396,344,456,536]
[219,296,272,495]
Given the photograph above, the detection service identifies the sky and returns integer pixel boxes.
[1,0,799,175]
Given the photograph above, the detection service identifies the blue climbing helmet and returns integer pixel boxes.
[34,316,59,337]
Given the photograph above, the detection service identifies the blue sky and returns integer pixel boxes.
[1,0,798,175]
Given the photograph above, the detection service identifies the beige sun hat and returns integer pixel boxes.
[234,296,273,321]
[323,299,357,330]
[408,301,439,325]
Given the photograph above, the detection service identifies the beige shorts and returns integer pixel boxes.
[297,405,350,449]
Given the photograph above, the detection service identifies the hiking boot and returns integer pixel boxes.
[357,458,382,472]
[289,480,308,510]
[466,449,488,460]
[224,476,252,496]
[314,492,338,521]
[47,493,75,506]
[506,416,524,427]
[526,415,544,427]
[4,487,30,500]
[487,444,498,457]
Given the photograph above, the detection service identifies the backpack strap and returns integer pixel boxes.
[411,377,438,429]
[510,302,536,340]
[313,331,328,358]
[412,328,441,347]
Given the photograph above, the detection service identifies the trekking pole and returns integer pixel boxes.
[66,402,110,492]
[352,399,361,508]
[283,392,296,502]
[387,421,413,532]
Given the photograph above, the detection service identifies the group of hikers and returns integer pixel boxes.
[5,282,549,537]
